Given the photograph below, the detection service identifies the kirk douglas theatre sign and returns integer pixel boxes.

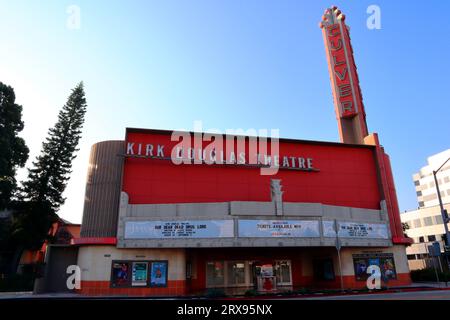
[125,130,318,175]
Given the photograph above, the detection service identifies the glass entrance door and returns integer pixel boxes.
[205,260,292,288]
[274,260,292,286]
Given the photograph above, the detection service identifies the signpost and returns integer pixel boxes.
[428,242,441,283]
[334,220,344,292]
[432,156,450,270]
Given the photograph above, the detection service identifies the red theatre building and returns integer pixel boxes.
[70,7,412,296]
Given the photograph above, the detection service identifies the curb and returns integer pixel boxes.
[220,286,450,300]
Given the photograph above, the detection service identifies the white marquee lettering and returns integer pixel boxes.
[145,144,153,156]
[157,145,164,157]
[290,156,296,168]
[130,140,316,171]
[127,142,134,155]
[239,152,246,164]
[137,143,142,155]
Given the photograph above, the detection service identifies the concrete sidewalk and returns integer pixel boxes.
[392,281,450,289]
[1,282,450,299]
[0,292,79,299]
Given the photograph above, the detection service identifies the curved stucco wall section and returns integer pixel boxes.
[80,140,125,237]
[77,246,186,281]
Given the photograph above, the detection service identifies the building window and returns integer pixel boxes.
[186,261,192,279]
[423,217,433,226]
[275,260,293,285]
[313,258,335,281]
[434,215,444,225]
[207,260,272,288]
[419,236,425,243]
[407,254,416,260]
[226,262,246,286]
[445,177,450,183]
[418,201,425,208]
[428,235,436,242]
[414,219,422,228]
[430,181,435,188]
[206,261,225,287]
[416,190,422,197]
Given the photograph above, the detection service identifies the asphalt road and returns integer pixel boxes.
[2,288,450,300]
[299,289,450,300]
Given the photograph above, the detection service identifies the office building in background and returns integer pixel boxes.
[401,149,450,270]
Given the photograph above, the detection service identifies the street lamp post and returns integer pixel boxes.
[432,157,450,268]
[334,220,344,293]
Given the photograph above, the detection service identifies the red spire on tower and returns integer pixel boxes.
[320,7,412,245]
[320,6,368,144]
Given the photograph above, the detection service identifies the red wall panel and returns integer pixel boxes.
[122,129,381,210]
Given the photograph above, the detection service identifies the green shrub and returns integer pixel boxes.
[244,289,259,297]
[278,290,294,296]
[0,273,35,292]
[0,263,41,292]
[205,288,227,298]
[294,287,312,295]
[322,289,346,295]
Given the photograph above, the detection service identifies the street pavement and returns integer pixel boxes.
[295,289,450,300]
[2,285,450,300]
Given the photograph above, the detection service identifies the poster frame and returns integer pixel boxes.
[110,260,169,288]
[110,260,132,288]
[352,253,397,282]
[150,260,169,288]
[131,261,149,287]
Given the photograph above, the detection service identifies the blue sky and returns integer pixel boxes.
[1,0,449,223]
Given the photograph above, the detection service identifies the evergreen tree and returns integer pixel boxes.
[0,82,29,210]
[21,82,87,210]
[11,82,87,252]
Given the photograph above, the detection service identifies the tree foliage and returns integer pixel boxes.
[0,82,29,210]
[21,82,87,210]
[12,82,87,250]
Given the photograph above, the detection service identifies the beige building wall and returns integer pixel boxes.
[299,246,410,288]
[77,246,186,281]
[298,245,408,278]
[339,245,410,275]
[77,245,409,284]
[413,149,450,209]
[401,203,450,270]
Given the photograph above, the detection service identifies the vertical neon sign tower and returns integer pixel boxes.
[320,6,412,245]
[320,6,368,145]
